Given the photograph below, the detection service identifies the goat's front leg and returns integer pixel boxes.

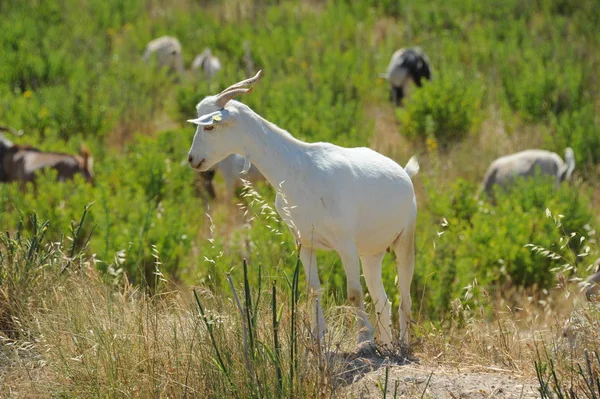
[339,244,375,346]
[299,246,326,340]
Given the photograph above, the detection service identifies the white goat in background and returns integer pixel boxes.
[482,148,575,198]
[192,48,222,79]
[187,71,420,348]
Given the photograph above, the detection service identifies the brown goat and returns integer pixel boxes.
[0,137,94,185]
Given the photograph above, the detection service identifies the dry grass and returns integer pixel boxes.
[0,256,598,397]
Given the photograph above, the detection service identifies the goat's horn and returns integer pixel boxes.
[219,70,263,95]
[215,87,254,108]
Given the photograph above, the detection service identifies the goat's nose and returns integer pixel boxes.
[188,154,194,164]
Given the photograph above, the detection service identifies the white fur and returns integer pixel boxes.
[188,90,419,347]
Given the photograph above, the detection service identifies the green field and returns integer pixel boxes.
[1,0,599,396]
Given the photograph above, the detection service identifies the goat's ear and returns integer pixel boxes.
[187,109,230,127]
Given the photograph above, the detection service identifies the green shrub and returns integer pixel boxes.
[545,105,600,172]
[0,0,599,325]
[413,177,595,319]
[500,46,587,123]
[397,70,484,148]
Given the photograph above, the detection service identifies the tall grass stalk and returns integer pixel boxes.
[289,247,301,396]
[243,258,256,357]
[227,272,253,382]
[192,288,240,399]
[273,281,283,397]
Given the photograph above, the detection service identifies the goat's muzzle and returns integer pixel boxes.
[189,156,205,171]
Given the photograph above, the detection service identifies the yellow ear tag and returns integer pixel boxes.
[212,115,222,123]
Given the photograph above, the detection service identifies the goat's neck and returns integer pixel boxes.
[236,112,310,197]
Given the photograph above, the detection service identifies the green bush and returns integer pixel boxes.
[500,46,587,123]
[413,177,595,319]
[545,105,600,172]
[397,70,484,148]
[0,129,204,287]
[0,0,599,324]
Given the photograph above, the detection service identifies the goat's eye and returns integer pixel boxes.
[204,125,214,131]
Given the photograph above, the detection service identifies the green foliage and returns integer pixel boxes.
[413,177,594,319]
[0,0,599,324]
[500,46,588,123]
[397,71,484,148]
[1,129,203,287]
[545,105,600,170]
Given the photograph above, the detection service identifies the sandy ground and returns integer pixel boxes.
[327,346,539,399]
[345,363,538,398]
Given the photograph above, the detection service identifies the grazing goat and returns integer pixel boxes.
[143,36,184,75]
[192,48,222,79]
[0,138,94,185]
[380,47,432,106]
[482,148,575,198]
[187,71,420,348]
[201,154,266,201]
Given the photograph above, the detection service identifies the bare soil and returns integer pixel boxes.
[329,346,538,398]
[346,363,538,398]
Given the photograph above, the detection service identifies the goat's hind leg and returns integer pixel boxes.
[361,252,393,347]
[339,243,375,346]
[392,223,416,346]
[299,246,326,341]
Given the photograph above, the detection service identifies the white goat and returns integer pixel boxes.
[202,154,266,201]
[187,71,419,347]
[482,148,575,198]
[143,36,184,74]
[192,48,222,79]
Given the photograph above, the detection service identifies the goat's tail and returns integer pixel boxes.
[404,156,420,179]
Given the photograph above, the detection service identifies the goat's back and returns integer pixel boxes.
[276,144,417,254]
[3,147,93,183]
[484,149,564,191]
[385,47,431,87]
